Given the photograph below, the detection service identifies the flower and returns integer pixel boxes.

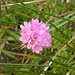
[19,18,52,54]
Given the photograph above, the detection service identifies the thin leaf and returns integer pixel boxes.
[0,48,16,59]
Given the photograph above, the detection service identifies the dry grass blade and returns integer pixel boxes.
[1,0,45,8]
[21,50,27,63]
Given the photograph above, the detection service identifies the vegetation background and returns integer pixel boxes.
[0,0,75,75]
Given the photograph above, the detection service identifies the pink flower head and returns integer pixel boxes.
[19,18,52,54]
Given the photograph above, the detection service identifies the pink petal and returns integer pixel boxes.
[20,25,25,30]
[46,26,49,30]
[20,32,25,36]
[27,44,32,49]
[24,22,28,27]
[39,30,45,35]
[32,45,42,54]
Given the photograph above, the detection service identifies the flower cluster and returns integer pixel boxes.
[19,19,52,54]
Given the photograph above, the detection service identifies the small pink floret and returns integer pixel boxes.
[19,18,52,54]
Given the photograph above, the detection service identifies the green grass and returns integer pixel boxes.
[0,0,75,75]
